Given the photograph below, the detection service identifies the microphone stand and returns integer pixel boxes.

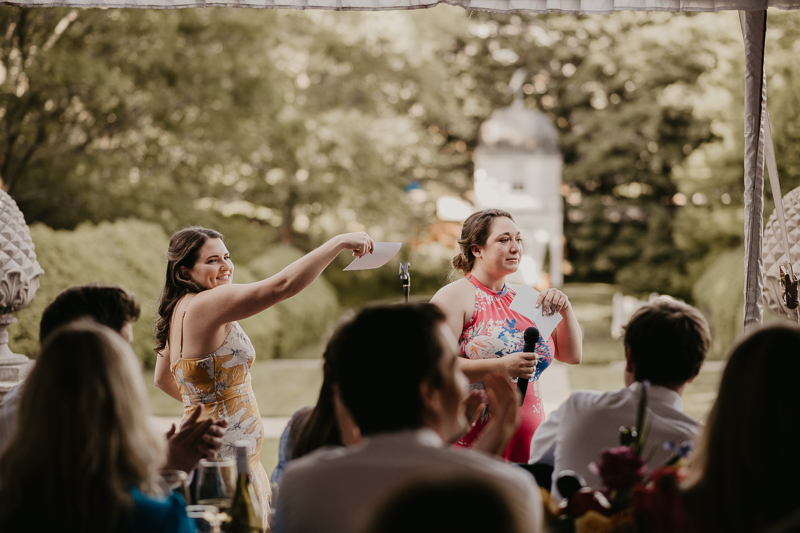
[399,262,411,303]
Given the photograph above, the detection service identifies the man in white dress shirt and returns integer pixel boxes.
[529,298,711,500]
[273,303,543,533]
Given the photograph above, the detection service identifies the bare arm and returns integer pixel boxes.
[536,288,582,365]
[188,232,373,332]
[155,349,182,402]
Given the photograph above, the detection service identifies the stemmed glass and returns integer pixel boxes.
[196,458,237,512]
[186,504,223,533]
[159,469,191,504]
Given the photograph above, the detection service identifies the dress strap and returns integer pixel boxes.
[178,294,196,359]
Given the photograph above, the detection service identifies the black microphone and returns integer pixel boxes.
[518,326,539,406]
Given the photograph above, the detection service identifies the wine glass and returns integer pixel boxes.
[186,504,223,533]
[196,458,237,512]
[159,469,191,504]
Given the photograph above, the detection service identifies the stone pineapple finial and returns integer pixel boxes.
[0,189,44,365]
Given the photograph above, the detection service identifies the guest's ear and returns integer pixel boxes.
[624,345,634,372]
[419,380,444,425]
[624,345,635,387]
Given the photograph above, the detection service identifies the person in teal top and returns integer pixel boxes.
[123,488,195,533]
[0,322,194,533]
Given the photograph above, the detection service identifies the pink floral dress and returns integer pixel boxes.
[456,275,555,463]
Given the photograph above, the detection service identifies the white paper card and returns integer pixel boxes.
[343,242,402,271]
[509,285,563,340]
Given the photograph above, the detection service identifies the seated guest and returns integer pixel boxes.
[272,345,361,485]
[0,322,195,532]
[272,303,542,533]
[529,298,710,499]
[681,324,800,533]
[0,285,224,472]
[368,474,528,533]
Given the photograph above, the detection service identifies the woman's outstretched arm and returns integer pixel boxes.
[189,232,374,329]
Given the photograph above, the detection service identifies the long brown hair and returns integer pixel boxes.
[154,226,223,353]
[682,324,800,533]
[0,321,164,532]
[451,209,514,276]
[291,346,343,459]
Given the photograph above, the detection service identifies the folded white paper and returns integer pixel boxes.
[344,242,402,271]
[509,285,563,340]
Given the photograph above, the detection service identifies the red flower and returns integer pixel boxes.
[633,466,690,533]
[590,446,647,491]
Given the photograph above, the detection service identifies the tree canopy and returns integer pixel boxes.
[2,6,799,300]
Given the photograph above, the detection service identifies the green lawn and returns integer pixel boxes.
[145,359,324,418]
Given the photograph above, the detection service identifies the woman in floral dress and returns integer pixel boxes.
[430,209,582,462]
[154,226,373,522]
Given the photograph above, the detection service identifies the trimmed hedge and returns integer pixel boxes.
[11,220,170,368]
[11,220,339,368]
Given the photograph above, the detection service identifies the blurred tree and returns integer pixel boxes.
[440,12,720,298]
[3,5,799,305]
[0,8,472,257]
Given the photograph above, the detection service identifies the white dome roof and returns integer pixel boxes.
[478,98,559,155]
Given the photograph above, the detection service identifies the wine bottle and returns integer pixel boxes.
[226,441,263,533]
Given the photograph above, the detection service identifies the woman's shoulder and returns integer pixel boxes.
[431,278,475,306]
[128,488,195,533]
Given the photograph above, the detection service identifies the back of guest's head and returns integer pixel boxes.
[624,298,710,387]
[328,303,447,436]
[0,321,164,532]
[683,323,800,533]
[368,474,525,533]
[39,285,140,342]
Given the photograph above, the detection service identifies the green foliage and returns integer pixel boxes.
[11,219,170,367]
[692,247,744,359]
[10,220,341,367]
[446,12,719,298]
[4,6,800,310]
[240,246,339,359]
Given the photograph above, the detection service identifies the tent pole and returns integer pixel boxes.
[740,10,767,332]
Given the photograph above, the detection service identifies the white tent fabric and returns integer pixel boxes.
[1,0,798,11]
[740,10,767,330]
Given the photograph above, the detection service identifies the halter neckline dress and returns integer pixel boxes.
[170,306,271,526]
[456,274,555,463]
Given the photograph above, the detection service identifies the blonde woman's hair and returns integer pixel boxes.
[0,320,165,531]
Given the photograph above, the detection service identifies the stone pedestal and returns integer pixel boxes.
[0,315,31,402]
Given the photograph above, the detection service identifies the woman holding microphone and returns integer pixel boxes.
[431,209,582,462]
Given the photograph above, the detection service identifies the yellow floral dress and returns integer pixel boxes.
[170,322,271,524]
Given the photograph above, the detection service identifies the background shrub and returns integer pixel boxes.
[241,246,339,359]
[10,220,340,368]
[11,219,170,368]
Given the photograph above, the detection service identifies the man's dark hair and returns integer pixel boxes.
[328,303,447,436]
[624,298,710,387]
[39,285,141,343]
